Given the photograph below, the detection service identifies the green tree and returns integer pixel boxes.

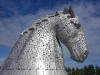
[80,68,84,75]
[88,65,95,75]
[75,67,80,75]
[72,67,75,75]
[84,66,89,75]
[65,65,100,75]
[67,67,72,75]
[95,65,100,75]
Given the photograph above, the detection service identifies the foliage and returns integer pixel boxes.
[65,65,100,75]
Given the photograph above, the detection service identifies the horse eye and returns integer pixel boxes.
[74,23,81,29]
[71,21,81,29]
[67,16,71,18]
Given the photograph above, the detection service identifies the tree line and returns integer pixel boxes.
[65,65,100,75]
[0,65,100,75]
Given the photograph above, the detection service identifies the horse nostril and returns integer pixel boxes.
[83,50,88,58]
[84,54,86,57]
[74,23,81,29]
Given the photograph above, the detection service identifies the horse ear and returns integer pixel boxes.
[55,11,59,16]
[69,6,75,17]
[63,8,69,14]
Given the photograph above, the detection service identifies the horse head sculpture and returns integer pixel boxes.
[0,7,88,75]
[57,6,88,63]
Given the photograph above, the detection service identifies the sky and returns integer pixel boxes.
[0,0,100,68]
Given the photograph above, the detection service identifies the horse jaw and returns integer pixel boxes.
[65,28,88,63]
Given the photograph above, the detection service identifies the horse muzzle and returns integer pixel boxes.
[70,49,88,63]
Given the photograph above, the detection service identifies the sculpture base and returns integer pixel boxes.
[0,69,68,75]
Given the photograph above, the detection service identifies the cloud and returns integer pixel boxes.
[0,14,36,47]
[0,57,6,66]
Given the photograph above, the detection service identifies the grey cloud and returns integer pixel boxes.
[0,57,6,66]
[0,14,35,47]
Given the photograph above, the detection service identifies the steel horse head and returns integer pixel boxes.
[0,7,88,75]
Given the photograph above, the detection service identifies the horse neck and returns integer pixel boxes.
[21,14,61,50]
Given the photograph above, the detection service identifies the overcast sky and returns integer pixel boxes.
[0,0,100,68]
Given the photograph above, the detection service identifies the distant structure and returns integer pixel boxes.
[0,7,88,75]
